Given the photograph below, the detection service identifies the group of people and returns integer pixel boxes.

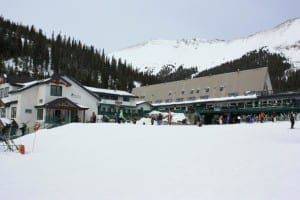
[150,112,174,125]
[89,110,297,129]
[151,113,163,125]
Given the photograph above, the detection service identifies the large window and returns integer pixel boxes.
[188,97,196,101]
[11,107,16,118]
[50,85,62,96]
[228,92,239,97]
[0,87,9,98]
[37,109,43,120]
[200,95,209,99]
[0,108,6,118]
[176,98,184,102]
[123,97,130,102]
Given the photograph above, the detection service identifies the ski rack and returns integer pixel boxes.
[0,127,19,152]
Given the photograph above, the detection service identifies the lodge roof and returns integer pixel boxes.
[132,67,272,102]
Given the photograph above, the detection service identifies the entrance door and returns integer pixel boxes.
[54,110,61,123]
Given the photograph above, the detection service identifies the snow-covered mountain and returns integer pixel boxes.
[109,17,300,74]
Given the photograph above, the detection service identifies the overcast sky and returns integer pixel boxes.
[1,0,299,53]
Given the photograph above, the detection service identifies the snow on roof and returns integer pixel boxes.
[148,110,163,115]
[135,101,145,105]
[17,78,51,87]
[0,118,12,125]
[11,78,51,92]
[85,86,136,97]
[135,100,152,105]
[1,98,17,104]
[152,94,257,106]
[76,104,89,109]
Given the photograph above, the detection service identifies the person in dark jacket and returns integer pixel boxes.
[290,112,295,129]
[157,113,163,125]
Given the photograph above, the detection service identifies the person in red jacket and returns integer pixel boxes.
[91,112,96,123]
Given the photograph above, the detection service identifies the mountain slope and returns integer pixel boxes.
[109,17,300,74]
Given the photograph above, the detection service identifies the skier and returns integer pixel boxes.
[151,116,155,125]
[167,111,172,125]
[119,110,125,123]
[218,115,223,125]
[157,113,163,125]
[290,112,295,129]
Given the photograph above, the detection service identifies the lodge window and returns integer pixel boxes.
[176,98,184,102]
[0,108,6,118]
[228,92,239,97]
[123,97,130,102]
[11,107,16,118]
[50,85,62,96]
[188,97,196,101]
[37,109,43,120]
[25,109,32,114]
[0,87,9,98]
[205,87,210,93]
[200,95,209,99]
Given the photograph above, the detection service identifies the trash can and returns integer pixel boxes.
[18,144,25,154]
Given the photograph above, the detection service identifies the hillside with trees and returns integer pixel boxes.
[0,16,159,91]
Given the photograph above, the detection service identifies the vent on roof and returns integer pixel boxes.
[219,85,225,91]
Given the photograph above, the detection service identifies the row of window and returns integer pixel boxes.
[148,91,257,103]
[96,93,131,102]
[155,95,210,103]
[0,107,16,118]
[159,96,291,106]
[99,106,139,114]
[141,90,258,100]
[167,86,227,96]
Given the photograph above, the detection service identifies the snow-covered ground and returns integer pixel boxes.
[1,121,299,200]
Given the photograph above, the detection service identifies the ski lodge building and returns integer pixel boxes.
[133,67,300,123]
[0,75,138,128]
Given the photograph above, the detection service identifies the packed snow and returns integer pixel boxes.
[109,18,300,74]
[1,121,299,200]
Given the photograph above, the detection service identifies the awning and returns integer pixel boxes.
[0,99,18,107]
[35,97,89,110]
